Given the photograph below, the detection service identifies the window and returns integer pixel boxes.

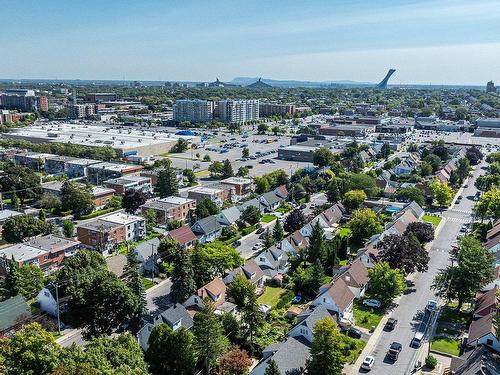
[486,339,493,346]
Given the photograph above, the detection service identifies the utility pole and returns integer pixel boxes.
[151,243,155,284]
[55,282,61,335]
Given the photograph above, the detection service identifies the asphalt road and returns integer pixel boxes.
[358,160,486,375]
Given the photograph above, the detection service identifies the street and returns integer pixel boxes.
[349,160,486,375]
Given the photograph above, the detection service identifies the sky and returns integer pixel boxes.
[2,0,500,85]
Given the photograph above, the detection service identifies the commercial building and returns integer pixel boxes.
[318,124,375,137]
[140,196,196,224]
[0,89,39,112]
[475,118,500,138]
[85,93,117,103]
[259,103,296,117]
[39,96,49,112]
[173,100,214,123]
[218,99,259,123]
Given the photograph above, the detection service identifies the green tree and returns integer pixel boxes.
[241,205,261,225]
[283,209,306,233]
[62,219,74,238]
[222,159,234,178]
[173,138,189,153]
[228,273,256,309]
[263,228,274,248]
[429,179,454,207]
[257,123,269,134]
[4,262,45,300]
[432,236,494,310]
[326,179,341,204]
[196,198,219,218]
[122,190,147,214]
[313,147,335,167]
[307,221,326,263]
[394,187,425,207]
[0,162,42,205]
[146,324,197,375]
[2,215,51,243]
[143,208,157,232]
[237,166,249,177]
[242,148,250,158]
[241,292,263,354]
[183,168,197,185]
[420,161,433,176]
[344,173,378,197]
[368,262,406,306]
[306,318,345,375]
[474,187,500,220]
[264,359,281,375]
[273,219,284,242]
[192,243,243,286]
[125,249,147,325]
[346,209,383,244]
[193,305,230,374]
[343,189,367,210]
[61,181,95,217]
[208,161,224,178]
[378,234,429,275]
[423,154,442,172]
[170,249,196,303]
[39,192,61,211]
[157,164,179,198]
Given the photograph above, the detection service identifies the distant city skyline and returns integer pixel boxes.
[2,0,500,85]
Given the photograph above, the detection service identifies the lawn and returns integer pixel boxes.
[431,338,461,356]
[142,277,155,290]
[422,214,442,228]
[344,338,367,364]
[194,169,210,178]
[257,287,286,308]
[261,214,277,223]
[352,300,384,330]
[275,206,290,214]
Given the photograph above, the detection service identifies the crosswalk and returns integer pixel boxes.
[447,208,473,215]
[444,217,471,223]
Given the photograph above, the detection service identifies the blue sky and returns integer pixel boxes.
[2,0,500,84]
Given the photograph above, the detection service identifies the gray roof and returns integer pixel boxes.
[296,305,334,334]
[261,191,281,206]
[218,206,241,224]
[134,237,160,259]
[160,303,193,330]
[259,246,288,270]
[406,201,424,219]
[0,295,31,331]
[239,198,261,212]
[192,215,221,235]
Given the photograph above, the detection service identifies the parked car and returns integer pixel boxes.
[426,299,437,311]
[385,318,397,331]
[387,342,402,361]
[341,326,362,339]
[256,228,265,234]
[362,299,381,309]
[232,240,241,247]
[291,295,302,304]
[411,332,424,347]
[361,356,375,371]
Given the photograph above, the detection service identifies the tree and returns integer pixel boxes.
[38,209,46,221]
[241,292,263,353]
[420,161,433,176]
[264,359,281,375]
[307,221,326,263]
[4,262,45,300]
[257,123,269,134]
[273,219,284,242]
[173,138,189,153]
[60,219,75,238]
[453,158,471,185]
[465,147,483,165]
[378,234,429,275]
[143,208,157,232]
[2,214,51,243]
[228,273,256,308]
[368,262,406,306]
[344,173,378,197]
[222,159,234,178]
[0,163,42,205]
[343,190,367,210]
[264,228,274,248]
[39,192,61,211]
[193,305,230,374]
[313,147,335,167]
[423,154,442,172]
[326,179,341,204]
[208,161,224,178]
[157,164,179,198]
[183,168,197,185]
[306,318,345,375]
[429,179,454,207]
[146,324,197,375]
[220,347,251,375]
[380,142,391,159]
[170,249,196,303]
[291,262,325,298]
[237,166,249,177]
[346,209,382,243]
[242,148,250,158]
[404,222,434,244]
[196,198,219,218]
[432,236,494,310]
[125,249,146,325]
[241,205,261,225]
[474,187,500,220]
[192,243,243,286]
[284,209,306,233]
[61,181,95,217]
[394,186,425,206]
[122,190,147,214]
[3,323,61,375]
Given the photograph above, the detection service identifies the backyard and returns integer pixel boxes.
[431,304,470,357]
[257,286,287,308]
[261,214,277,223]
[352,300,384,330]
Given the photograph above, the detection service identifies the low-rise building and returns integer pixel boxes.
[140,196,196,224]
[187,185,232,206]
[165,225,198,250]
[76,219,126,255]
[220,177,254,198]
[191,215,222,244]
[100,212,145,242]
[86,162,143,184]
[105,175,152,195]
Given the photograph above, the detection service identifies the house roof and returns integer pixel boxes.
[0,295,31,331]
[486,221,500,241]
[197,277,226,307]
[261,191,281,206]
[134,237,160,259]
[274,185,289,199]
[106,254,128,278]
[296,304,335,334]
[340,259,369,289]
[474,286,499,316]
[192,215,221,235]
[160,303,193,330]
[451,346,500,375]
[166,226,197,246]
[240,259,265,283]
[0,243,48,263]
[27,234,80,254]
[323,278,355,312]
[218,206,241,224]
[468,313,496,342]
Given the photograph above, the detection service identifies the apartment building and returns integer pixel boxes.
[218,99,259,123]
[105,175,152,195]
[140,196,196,224]
[173,99,214,123]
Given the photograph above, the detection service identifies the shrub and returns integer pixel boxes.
[425,355,437,370]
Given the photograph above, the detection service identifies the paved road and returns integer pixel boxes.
[354,160,486,375]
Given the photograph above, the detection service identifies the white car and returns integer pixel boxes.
[362,299,382,309]
[426,299,437,311]
[361,356,375,370]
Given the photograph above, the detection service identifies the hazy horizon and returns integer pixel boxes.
[2,0,500,86]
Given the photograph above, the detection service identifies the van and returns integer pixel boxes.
[411,332,424,347]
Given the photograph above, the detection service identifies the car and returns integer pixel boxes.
[231,240,241,247]
[411,332,424,347]
[361,356,375,370]
[269,159,276,164]
[426,299,437,311]
[460,224,468,233]
[362,299,381,309]
[256,227,265,234]
[464,184,469,188]
[405,279,415,287]
[387,342,402,361]
[300,204,307,209]
[385,318,397,331]
[341,326,362,339]
[291,295,302,304]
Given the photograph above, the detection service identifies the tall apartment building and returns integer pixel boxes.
[218,99,259,123]
[39,96,49,112]
[70,104,96,119]
[259,103,296,117]
[173,99,214,123]
[0,89,39,112]
[486,81,497,93]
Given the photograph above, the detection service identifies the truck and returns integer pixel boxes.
[411,332,424,348]
[387,342,402,361]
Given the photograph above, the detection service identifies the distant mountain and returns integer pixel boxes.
[246,78,273,89]
[230,76,372,88]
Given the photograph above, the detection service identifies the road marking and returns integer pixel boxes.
[444,217,470,223]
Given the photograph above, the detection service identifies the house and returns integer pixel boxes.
[319,203,345,227]
[311,278,355,323]
[289,305,337,344]
[281,230,308,257]
[137,303,193,351]
[191,215,222,244]
[449,345,500,375]
[376,170,397,197]
[0,295,31,332]
[486,221,500,253]
[335,259,369,298]
[140,196,196,224]
[76,219,126,255]
[239,198,265,213]
[100,212,146,242]
[255,246,290,278]
[188,185,232,206]
[394,154,420,176]
[106,254,128,278]
[260,191,282,212]
[216,206,242,226]
[184,277,230,313]
[165,225,197,250]
[467,313,500,352]
[104,175,152,195]
[220,177,254,199]
[274,185,289,200]
[224,259,265,288]
[473,286,499,319]
[134,237,160,276]
[28,234,80,259]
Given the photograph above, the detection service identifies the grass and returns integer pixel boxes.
[261,214,277,223]
[344,338,368,364]
[435,303,471,336]
[431,338,461,356]
[240,224,257,236]
[339,260,349,266]
[194,169,210,178]
[275,206,290,214]
[222,234,242,245]
[257,287,287,308]
[353,300,384,330]
[116,232,161,255]
[423,214,442,228]
[142,277,155,290]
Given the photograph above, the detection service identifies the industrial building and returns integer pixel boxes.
[4,122,199,157]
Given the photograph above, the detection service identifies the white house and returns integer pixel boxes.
[311,278,355,323]
[467,313,500,353]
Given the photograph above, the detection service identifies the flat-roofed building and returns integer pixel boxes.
[76,219,126,255]
[140,196,196,224]
[220,177,254,198]
[218,100,259,123]
[259,103,296,117]
[188,185,232,206]
[87,162,143,184]
[100,212,146,242]
[173,99,214,123]
[85,93,117,103]
[105,175,152,195]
